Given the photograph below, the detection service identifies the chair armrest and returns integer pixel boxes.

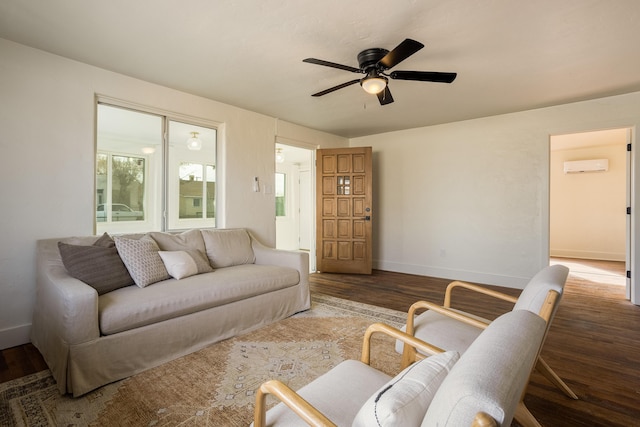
[472,412,500,427]
[361,322,445,366]
[254,379,337,427]
[406,300,490,337]
[444,281,518,308]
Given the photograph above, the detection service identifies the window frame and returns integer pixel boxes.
[95,96,221,233]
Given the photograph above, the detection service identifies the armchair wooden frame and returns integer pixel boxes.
[401,282,577,427]
[253,322,502,427]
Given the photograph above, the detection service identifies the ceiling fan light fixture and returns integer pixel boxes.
[361,74,388,94]
[186,131,202,151]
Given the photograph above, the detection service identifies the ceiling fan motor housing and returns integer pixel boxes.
[357,48,389,72]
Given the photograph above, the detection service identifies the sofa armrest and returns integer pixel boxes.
[250,236,309,285]
[34,239,100,346]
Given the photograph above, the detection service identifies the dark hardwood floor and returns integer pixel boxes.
[310,259,640,427]
[2,258,638,426]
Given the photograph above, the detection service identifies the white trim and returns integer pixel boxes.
[0,323,31,350]
[373,260,530,289]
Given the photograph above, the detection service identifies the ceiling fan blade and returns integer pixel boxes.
[311,79,361,97]
[390,70,457,83]
[377,39,424,70]
[376,86,394,105]
[303,58,361,73]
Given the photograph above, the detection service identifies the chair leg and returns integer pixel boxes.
[514,401,542,427]
[535,357,578,399]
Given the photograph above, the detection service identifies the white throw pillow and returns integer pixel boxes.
[158,250,213,280]
[352,351,459,427]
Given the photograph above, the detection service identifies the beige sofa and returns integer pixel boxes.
[31,228,310,397]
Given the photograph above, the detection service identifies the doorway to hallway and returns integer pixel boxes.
[275,142,316,271]
[549,127,631,298]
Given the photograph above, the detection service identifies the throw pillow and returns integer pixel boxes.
[352,350,460,427]
[158,250,214,280]
[114,235,170,288]
[200,228,255,268]
[94,231,116,248]
[148,229,206,252]
[58,235,134,295]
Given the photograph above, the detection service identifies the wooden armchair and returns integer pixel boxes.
[399,265,577,427]
[253,310,548,427]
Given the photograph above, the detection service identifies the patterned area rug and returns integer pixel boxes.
[0,294,406,426]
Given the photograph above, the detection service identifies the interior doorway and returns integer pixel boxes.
[275,142,316,272]
[549,127,632,299]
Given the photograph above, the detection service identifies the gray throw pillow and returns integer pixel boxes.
[200,228,255,268]
[148,229,206,252]
[58,234,134,295]
[114,235,170,288]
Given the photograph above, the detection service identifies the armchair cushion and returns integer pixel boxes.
[422,310,546,427]
[262,359,392,426]
[353,350,459,427]
[513,264,568,314]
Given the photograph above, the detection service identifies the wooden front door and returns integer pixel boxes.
[316,147,372,274]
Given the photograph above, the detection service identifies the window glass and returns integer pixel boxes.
[275,172,286,217]
[167,121,216,229]
[96,104,161,232]
[96,103,216,233]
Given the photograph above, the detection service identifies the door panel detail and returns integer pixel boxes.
[316,147,372,274]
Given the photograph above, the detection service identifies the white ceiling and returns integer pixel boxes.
[2,1,640,138]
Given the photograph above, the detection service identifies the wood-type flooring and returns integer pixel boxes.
[1,258,638,426]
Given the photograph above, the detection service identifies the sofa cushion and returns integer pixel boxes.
[158,250,213,280]
[58,236,134,295]
[353,351,459,427]
[114,235,170,288]
[98,263,300,335]
[201,228,255,268]
[148,229,206,252]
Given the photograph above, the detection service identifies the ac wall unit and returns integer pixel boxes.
[563,159,608,174]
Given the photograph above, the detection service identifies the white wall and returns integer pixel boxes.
[352,92,640,293]
[550,144,627,260]
[0,39,348,349]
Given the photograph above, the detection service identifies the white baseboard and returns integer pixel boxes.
[0,323,31,350]
[550,249,625,262]
[372,260,530,289]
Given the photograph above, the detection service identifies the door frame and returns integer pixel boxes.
[275,137,318,272]
[548,127,635,302]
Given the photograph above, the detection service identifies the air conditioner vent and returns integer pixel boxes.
[563,159,608,174]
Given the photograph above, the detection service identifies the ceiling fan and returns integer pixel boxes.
[303,38,457,105]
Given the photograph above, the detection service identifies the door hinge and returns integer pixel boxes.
[627,143,632,151]
[627,207,631,215]
[627,270,631,279]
